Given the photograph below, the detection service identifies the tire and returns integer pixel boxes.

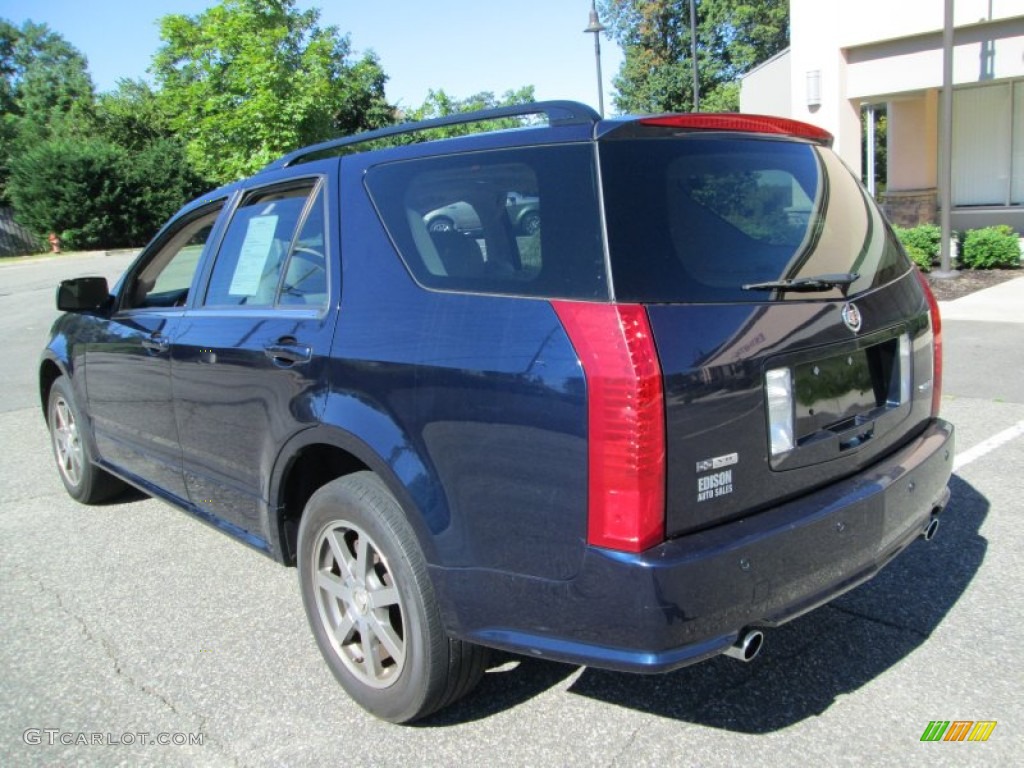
[427,216,455,233]
[47,376,126,504]
[297,472,488,723]
[519,210,540,236]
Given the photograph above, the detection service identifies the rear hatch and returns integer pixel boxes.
[598,117,939,537]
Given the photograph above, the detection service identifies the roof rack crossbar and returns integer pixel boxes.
[263,100,601,172]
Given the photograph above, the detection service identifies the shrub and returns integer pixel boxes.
[8,136,130,250]
[7,135,206,250]
[894,224,941,264]
[903,244,932,272]
[961,225,1021,270]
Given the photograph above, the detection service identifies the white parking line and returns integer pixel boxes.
[953,420,1024,472]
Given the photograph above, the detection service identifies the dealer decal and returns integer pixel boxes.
[697,469,734,502]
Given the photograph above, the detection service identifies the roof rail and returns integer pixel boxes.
[262,100,601,172]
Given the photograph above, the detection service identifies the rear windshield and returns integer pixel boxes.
[599,137,908,303]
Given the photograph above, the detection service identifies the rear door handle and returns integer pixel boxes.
[264,339,312,366]
[141,334,169,354]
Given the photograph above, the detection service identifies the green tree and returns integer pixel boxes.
[598,0,789,114]
[0,19,96,199]
[152,0,393,184]
[399,87,537,141]
[92,80,208,243]
[94,79,173,151]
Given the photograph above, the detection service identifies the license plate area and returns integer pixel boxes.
[793,338,898,442]
[768,328,910,472]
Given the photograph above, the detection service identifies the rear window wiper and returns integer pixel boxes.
[742,272,860,293]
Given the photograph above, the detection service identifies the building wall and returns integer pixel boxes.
[835,0,1023,47]
[740,50,792,117]
[787,0,864,174]
[742,1,1024,229]
[888,95,939,191]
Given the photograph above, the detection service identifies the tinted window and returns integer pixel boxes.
[600,138,908,303]
[205,182,327,308]
[365,145,607,300]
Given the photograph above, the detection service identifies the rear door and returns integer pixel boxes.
[599,130,937,537]
[170,173,337,540]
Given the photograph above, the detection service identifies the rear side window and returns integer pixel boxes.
[600,137,908,303]
[364,145,607,300]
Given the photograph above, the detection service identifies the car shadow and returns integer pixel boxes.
[416,653,579,727]
[95,485,149,505]
[425,474,987,730]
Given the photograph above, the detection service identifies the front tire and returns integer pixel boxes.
[297,472,487,723]
[47,376,125,504]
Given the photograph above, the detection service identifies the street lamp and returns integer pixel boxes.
[583,0,607,117]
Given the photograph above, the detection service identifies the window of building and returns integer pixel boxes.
[952,80,1022,206]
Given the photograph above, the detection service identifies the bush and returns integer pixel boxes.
[903,244,932,272]
[7,135,206,250]
[894,224,941,265]
[961,225,1021,270]
[8,136,130,250]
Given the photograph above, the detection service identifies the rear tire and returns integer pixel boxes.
[47,376,125,504]
[297,471,487,723]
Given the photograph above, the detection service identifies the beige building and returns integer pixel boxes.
[740,0,1024,231]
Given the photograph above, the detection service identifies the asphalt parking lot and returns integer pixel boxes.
[1,251,1021,767]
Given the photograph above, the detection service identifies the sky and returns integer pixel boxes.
[0,0,625,113]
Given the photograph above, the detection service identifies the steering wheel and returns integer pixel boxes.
[283,247,326,295]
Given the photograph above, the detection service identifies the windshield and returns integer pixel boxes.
[599,137,908,303]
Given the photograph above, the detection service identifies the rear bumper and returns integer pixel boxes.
[436,419,954,672]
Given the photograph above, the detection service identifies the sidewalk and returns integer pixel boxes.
[938,276,1024,324]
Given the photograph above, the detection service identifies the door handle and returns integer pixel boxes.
[264,339,312,366]
[141,334,169,354]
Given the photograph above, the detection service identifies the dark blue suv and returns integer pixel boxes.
[41,102,954,722]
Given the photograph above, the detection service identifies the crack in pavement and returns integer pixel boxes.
[10,565,243,768]
[823,602,929,640]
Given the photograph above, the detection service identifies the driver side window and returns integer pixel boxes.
[122,206,223,310]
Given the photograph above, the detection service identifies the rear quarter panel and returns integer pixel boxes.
[328,170,589,580]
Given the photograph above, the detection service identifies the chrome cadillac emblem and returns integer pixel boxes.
[842,303,862,333]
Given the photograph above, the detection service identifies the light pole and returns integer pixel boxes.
[584,0,607,117]
[689,0,699,111]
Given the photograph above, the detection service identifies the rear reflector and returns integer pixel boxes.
[914,269,943,417]
[639,113,834,146]
[898,333,912,406]
[765,367,795,456]
[551,302,665,552]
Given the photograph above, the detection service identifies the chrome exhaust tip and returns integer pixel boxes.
[723,629,764,662]
[923,517,940,542]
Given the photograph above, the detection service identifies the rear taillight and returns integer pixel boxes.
[914,269,943,417]
[551,301,665,553]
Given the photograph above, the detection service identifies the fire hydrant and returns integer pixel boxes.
[48,232,61,254]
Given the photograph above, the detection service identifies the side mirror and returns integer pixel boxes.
[57,277,111,313]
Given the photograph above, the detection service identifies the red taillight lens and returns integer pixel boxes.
[638,113,834,146]
[914,269,943,417]
[551,301,666,552]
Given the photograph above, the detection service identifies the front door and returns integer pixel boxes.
[85,203,224,500]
